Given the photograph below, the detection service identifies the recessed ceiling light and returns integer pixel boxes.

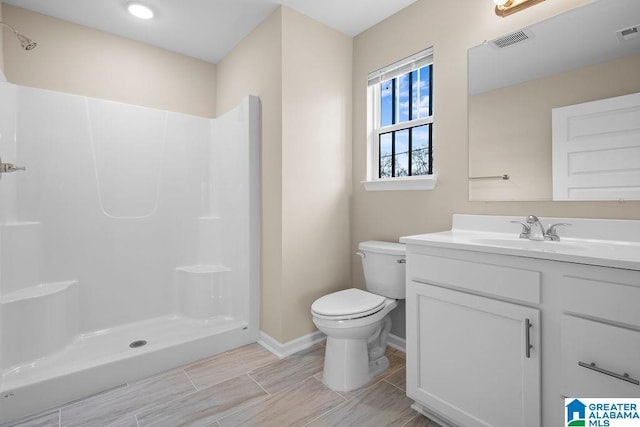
[127,3,154,20]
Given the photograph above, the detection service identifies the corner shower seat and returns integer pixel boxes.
[1,280,79,371]
[175,264,233,319]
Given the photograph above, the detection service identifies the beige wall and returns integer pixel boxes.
[2,4,216,117]
[216,9,285,341]
[352,0,640,336]
[217,7,353,343]
[470,53,640,201]
[280,7,352,341]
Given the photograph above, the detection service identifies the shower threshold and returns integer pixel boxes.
[1,315,254,424]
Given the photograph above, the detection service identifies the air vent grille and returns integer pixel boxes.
[493,30,530,48]
[617,25,639,42]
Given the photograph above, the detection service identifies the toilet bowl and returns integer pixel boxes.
[311,241,405,392]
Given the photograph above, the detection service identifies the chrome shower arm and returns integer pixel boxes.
[0,21,37,50]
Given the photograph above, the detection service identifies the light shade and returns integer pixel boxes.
[494,0,545,17]
[127,3,154,20]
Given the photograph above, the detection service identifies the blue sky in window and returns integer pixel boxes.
[380,66,430,126]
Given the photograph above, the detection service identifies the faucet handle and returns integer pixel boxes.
[510,220,531,239]
[545,223,571,241]
[0,162,26,173]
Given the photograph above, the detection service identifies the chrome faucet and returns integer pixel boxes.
[511,215,571,241]
[0,156,26,182]
[525,215,546,240]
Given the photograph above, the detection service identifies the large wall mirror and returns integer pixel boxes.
[468,0,640,201]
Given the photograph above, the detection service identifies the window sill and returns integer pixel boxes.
[361,175,437,191]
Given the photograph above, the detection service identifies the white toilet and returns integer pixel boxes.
[311,240,406,392]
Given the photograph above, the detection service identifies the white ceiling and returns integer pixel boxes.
[2,0,418,63]
[468,0,640,94]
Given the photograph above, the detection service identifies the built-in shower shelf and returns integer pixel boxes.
[0,221,41,227]
[198,216,222,221]
[0,280,76,304]
[175,264,230,274]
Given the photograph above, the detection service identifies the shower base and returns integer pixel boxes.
[1,315,255,424]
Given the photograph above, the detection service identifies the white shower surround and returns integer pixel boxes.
[0,82,260,424]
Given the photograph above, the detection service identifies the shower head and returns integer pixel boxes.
[16,32,37,50]
[0,21,37,51]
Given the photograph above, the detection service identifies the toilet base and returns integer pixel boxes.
[369,354,390,378]
[321,336,391,392]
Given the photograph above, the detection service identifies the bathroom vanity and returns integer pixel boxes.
[401,214,640,427]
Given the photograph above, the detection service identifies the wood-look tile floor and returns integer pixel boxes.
[7,343,440,427]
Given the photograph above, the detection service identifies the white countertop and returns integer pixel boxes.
[400,214,640,271]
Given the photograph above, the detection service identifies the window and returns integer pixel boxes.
[364,48,436,191]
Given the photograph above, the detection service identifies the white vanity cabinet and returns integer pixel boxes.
[402,214,640,427]
[405,247,542,427]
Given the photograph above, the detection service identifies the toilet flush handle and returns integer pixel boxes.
[397,258,406,264]
[356,251,365,259]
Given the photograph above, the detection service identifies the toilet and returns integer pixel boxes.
[311,240,406,392]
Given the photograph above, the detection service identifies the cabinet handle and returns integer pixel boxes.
[525,318,533,358]
[578,362,640,386]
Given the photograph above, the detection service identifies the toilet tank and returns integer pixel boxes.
[358,241,406,299]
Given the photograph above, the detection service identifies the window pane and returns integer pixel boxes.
[380,80,393,127]
[411,125,430,176]
[379,132,393,178]
[395,130,409,177]
[419,65,432,118]
[412,66,432,119]
[410,70,418,120]
[396,73,410,124]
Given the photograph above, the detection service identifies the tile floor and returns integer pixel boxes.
[6,343,440,427]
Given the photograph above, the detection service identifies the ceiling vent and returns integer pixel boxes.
[617,25,640,42]
[492,29,534,49]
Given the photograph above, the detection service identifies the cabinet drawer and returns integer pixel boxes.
[407,253,540,304]
[561,315,640,398]
[561,274,640,327]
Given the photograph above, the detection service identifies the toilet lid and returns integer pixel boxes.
[311,288,386,318]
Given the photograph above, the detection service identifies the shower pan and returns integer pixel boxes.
[0,79,260,424]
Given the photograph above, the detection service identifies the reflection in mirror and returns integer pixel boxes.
[468,0,640,201]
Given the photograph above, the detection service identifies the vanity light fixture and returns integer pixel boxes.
[493,0,545,17]
[127,2,154,20]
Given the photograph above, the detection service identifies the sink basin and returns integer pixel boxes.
[400,215,640,271]
[469,238,589,252]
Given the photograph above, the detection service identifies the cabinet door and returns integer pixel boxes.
[407,281,540,427]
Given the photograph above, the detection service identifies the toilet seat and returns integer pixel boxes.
[311,288,386,320]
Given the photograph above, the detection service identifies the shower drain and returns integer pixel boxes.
[129,340,147,349]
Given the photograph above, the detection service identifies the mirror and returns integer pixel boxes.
[468,0,640,201]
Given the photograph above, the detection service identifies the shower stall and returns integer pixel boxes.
[0,78,260,423]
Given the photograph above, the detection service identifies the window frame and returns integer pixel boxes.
[363,48,437,191]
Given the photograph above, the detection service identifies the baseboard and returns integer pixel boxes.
[258,330,326,359]
[258,330,405,358]
[387,333,406,353]
[411,402,454,427]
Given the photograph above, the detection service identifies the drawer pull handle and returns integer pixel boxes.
[578,361,640,386]
[525,318,533,358]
